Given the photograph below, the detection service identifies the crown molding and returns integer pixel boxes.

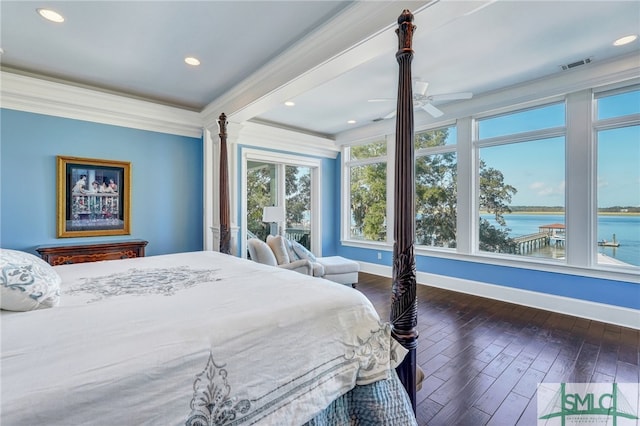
[1,71,203,138]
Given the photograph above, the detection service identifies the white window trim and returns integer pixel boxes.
[340,83,640,283]
[241,148,322,258]
[342,137,393,244]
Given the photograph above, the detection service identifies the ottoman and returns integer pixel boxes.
[316,256,360,287]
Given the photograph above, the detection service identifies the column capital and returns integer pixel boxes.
[204,117,242,145]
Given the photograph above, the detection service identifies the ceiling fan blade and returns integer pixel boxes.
[421,102,444,118]
[428,92,473,102]
[367,98,394,102]
[384,109,397,119]
[414,80,429,96]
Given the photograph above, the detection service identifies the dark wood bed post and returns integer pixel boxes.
[391,9,418,412]
[218,113,231,255]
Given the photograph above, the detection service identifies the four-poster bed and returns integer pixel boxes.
[218,113,231,255]
[1,9,420,425]
[390,9,419,410]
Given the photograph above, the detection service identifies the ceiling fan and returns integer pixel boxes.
[369,80,473,119]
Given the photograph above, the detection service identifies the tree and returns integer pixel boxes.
[349,141,387,241]
[478,159,518,253]
[285,166,310,226]
[246,165,272,241]
[350,130,518,252]
[415,130,457,247]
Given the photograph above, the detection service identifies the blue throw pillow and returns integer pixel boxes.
[291,241,316,262]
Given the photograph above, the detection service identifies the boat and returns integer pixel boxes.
[598,240,620,247]
[598,233,620,247]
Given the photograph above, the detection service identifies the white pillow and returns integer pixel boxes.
[1,249,61,311]
[266,235,290,265]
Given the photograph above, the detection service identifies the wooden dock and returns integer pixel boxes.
[514,232,550,254]
[514,223,566,254]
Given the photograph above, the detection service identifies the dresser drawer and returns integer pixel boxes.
[36,240,148,266]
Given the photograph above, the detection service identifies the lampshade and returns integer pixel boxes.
[262,206,285,223]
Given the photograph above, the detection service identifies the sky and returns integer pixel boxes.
[478,92,639,208]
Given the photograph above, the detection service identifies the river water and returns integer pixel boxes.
[482,213,640,267]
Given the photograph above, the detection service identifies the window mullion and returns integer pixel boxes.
[565,89,595,267]
[457,117,473,254]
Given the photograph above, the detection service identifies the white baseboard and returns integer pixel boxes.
[358,261,639,330]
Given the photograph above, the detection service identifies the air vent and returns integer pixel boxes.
[561,58,592,71]
[372,117,384,122]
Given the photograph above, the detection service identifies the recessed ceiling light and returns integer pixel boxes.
[347,120,356,124]
[613,35,638,46]
[37,8,65,23]
[184,56,201,66]
[284,101,295,107]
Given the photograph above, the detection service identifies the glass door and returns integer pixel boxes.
[243,150,320,256]
[285,165,312,249]
[246,161,276,241]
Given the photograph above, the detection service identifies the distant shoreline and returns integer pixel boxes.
[481,211,640,216]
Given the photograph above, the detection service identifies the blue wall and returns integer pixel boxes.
[337,237,640,311]
[333,151,638,311]
[4,109,635,312]
[1,109,203,256]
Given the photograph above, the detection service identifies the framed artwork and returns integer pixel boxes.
[57,156,131,238]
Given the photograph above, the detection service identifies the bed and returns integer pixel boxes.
[1,250,414,424]
[1,9,419,426]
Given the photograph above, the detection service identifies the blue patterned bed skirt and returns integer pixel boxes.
[305,370,417,426]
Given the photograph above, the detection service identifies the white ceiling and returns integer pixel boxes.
[1,1,639,138]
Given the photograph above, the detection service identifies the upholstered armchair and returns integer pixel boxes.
[247,236,360,287]
[247,238,313,275]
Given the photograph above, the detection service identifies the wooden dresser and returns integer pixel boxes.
[36,240,148,266]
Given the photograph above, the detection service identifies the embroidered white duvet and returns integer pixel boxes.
[1,251,405,425]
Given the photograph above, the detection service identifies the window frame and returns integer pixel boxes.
[414,125,459,250]
[592,84,640,271]
[342,137,393,245]
[473,100,567,261]
[241,148,322,257]
[340,82,640,282]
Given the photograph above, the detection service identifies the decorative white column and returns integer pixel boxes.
[203,115,242,255]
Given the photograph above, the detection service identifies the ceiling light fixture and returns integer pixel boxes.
[613,35,638,46]
[284,101,295,106]
[347,120,356,124]
[37,8,65,23]
[184,57,201,66]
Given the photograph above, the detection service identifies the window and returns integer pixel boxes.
[340,81,638,278]
[285,165,312,249]
[346,140,388,242]
[242,149,321,255]
[415,126,457,248]
[246,161,276,241]
[476,103,566,259]
[595,87,640,268]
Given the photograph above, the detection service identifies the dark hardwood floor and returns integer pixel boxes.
[355,272,640,426]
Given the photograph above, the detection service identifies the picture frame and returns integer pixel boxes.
[57,156,131,238]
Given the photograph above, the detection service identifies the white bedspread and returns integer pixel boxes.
[1,251,406,425]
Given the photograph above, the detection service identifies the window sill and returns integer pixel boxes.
[341,239,639,284]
